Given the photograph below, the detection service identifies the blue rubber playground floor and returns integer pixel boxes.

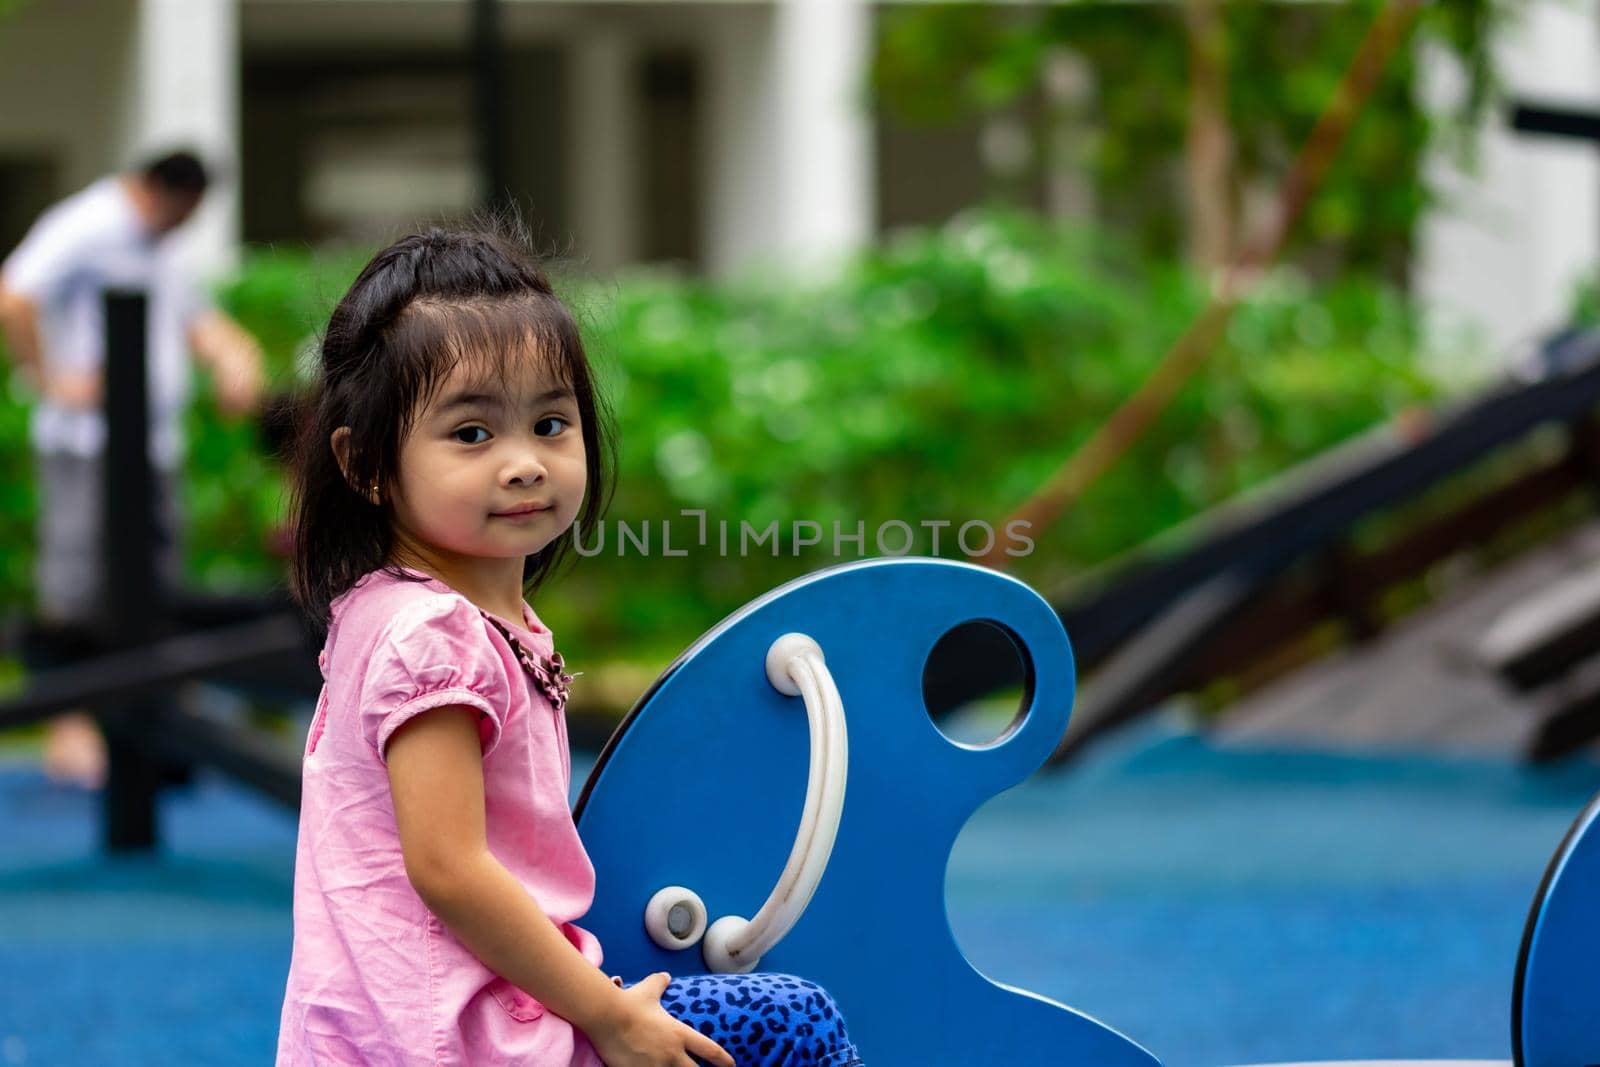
[1,713,1596,1067]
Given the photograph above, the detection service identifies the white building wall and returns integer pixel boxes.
[126,0,241,278]
[4,0,878,279]
[0,0,139,195]
[704,6,781,278]
[568,27,642,272]
[768,0,875,273]
[704,0,875,278]
[1416,2,1600,369]
[0,0,238,280]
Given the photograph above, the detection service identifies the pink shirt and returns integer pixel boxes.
[276,568,606,1067]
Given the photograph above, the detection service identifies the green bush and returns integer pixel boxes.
[183,246,369,589]
[1,211,1458,670]
[552,209,1448,660]
[1573,272,1599,327]
[0,380,32,603]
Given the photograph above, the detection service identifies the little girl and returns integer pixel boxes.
[275,227,865,1067]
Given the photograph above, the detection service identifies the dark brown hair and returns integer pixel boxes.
[140,150,208,196]
[289,225,615,633]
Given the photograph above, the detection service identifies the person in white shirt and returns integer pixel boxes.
[0,149,265,788]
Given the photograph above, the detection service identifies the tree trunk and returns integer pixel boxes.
[1183,0,1235,277]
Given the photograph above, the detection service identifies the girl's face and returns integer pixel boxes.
[388,348,587,570]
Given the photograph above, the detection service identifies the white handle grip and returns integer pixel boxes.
[644,886,708,950]
[693,633,848,973]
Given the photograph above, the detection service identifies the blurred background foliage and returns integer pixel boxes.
[0,0,1556,675]
[0,209,1457,666]
[553,209,1448,660]
[1574,273,1600,327]
[872,0,1507,281]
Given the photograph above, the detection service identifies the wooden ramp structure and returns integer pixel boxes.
[1218,519,1600,756]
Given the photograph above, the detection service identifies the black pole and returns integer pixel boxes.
[473,0,510,212]
[99,289,165,851]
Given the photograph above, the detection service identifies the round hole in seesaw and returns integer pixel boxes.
[921,619,1033,748]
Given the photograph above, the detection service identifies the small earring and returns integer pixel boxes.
[369,482,381,503]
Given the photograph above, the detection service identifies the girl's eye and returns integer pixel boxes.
[453,426,490,445]
[535,416,569,437]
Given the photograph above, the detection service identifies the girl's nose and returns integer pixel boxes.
[505,447,548,486]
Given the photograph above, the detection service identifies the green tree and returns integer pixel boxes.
[873,0,1511,282]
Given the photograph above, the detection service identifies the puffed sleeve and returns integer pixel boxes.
[358,596,509,764]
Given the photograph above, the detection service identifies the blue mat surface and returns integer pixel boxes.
[1,716,1596,1067]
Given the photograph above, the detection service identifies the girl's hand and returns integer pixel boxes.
[589,972,736,1067]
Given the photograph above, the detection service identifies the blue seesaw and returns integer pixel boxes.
[574,556,1156,1067]
[574,555,1598,1067]
[1514,788,1600,1067]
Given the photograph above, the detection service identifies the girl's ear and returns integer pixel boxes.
[330,427,380,505]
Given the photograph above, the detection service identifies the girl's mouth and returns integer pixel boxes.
[492,503,549,519]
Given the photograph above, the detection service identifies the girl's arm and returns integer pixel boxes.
[385,706,734,1067]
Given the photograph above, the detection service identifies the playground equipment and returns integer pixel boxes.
[575,555,1157,1067]
[577,553,1600,1067]
[1514,788,1600,1067]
